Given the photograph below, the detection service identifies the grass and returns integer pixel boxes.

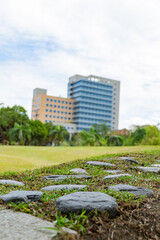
[0,146,160,239]
[0,145,160,173]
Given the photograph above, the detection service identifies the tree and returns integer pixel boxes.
[142,125,160,145]
[49,124,69,146]
[8,122,31,145]
[131,127,146,145]
[107,135,124,146]
[29,120,48,146]
[92,122,110,138]
[80,127,101,146]
[0,105,29,144]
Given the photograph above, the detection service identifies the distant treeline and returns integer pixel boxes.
[0,104,160,146]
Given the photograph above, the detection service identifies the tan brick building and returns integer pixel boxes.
[31,88,75,124]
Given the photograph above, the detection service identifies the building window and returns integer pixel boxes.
[69,107,71,110]
[54,100,57,102]
[65,112,67,114]
[45,120,47,123]
[49,120,51,123]
[61,117,63,119]
[58,100,60,103]
[65,101,68,104]
[50,110,52,112]
[53,116,55,118]
[65,107,68,109]
[45,114,48,117]
[61,111,63,114]
[62,101,64,103]
[46,98,49,101]
[58,106,60,108]
[57,111,60,113]
[45,109,48,112]
[54,110,56,113]
[57,116,59,119]
[65,117,67,119]
[46,104,49,106]
[61,106,64,109]
[49,115,52,118]
[69,102,72,104]
[50,99,53,102]
[68,117,71,120]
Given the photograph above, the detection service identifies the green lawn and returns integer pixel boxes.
[0,145,159,173]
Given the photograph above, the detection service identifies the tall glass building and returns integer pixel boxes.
[68,75,120,131]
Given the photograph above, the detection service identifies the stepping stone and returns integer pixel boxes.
[0,180,24,186]
[108,184,153,197]
[102,174,132,180]
[0,191,43,203]
[41,184,87,191]
[70,168,87,174]
[151,164,160,167]
[119,157,139,164]
[44,174,91,181]
[86,161,115,167]
[0,209,77,240]
[55,191,118,217]
[137,167,160,173]
[105,170,123,174]
[156,160,160,162]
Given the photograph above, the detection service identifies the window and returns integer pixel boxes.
[49,115,52,118]
[61,117,63,119]
[49,120,51,123]
[54,100,57,102]
[46,98,49,101]
[69,102,72,104]
[65,117,67,119]
[58,100,60,103]
[50,104,52,107]
[53,116,55,118]
[45,120,47,123]
[58,106,60,108]
[65,101,68,104]
[57,116,59,119]
[61,111,63,114]
[50,110,52,112]
[69,107,71,110]
[61,106,64,109]
[46,104,49,106]
[57,111,60,113]
[45,114,48,117]
[68,117,71,120]
[65,112,67,114]
[69,113,71,115]
[54,110,56,113]
[62,101,64,103]
[65,107,68,109]
[45,109,48,112]
[50,99,53,102]
[54,105,56,107]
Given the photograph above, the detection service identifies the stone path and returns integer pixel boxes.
[0,155,158,239]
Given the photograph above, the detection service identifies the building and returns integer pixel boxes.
[67,75,120,131]
[31,88,77,137]
[112,128,129,136]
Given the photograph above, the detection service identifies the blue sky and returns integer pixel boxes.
[0,0,160,129]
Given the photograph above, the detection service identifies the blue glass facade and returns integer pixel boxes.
[68,77,115,131]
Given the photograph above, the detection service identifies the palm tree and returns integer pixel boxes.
[107,135,123,146]
[49,124,69,146]
[8,122,31,145]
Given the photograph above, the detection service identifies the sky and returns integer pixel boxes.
[0,0,160,129]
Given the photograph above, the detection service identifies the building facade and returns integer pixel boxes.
[67,75,120,131]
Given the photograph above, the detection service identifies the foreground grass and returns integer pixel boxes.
[0,147,160,239]
[0,145,159,173]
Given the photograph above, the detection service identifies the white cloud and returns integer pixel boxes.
[0,0,160,128]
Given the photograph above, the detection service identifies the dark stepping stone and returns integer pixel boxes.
[41,184,87,191]
[0,180,24,186]
[108,184,153,197]
[0,191,43,203]
[151,164,160,167]
[70,168,87,174]
[119,157,139,164]
[105,170,123,174]
[44,175,91,181]
[86,161,115,167]
[102,174,132,180]
[137,167,160,173]
[55,191,118,217]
